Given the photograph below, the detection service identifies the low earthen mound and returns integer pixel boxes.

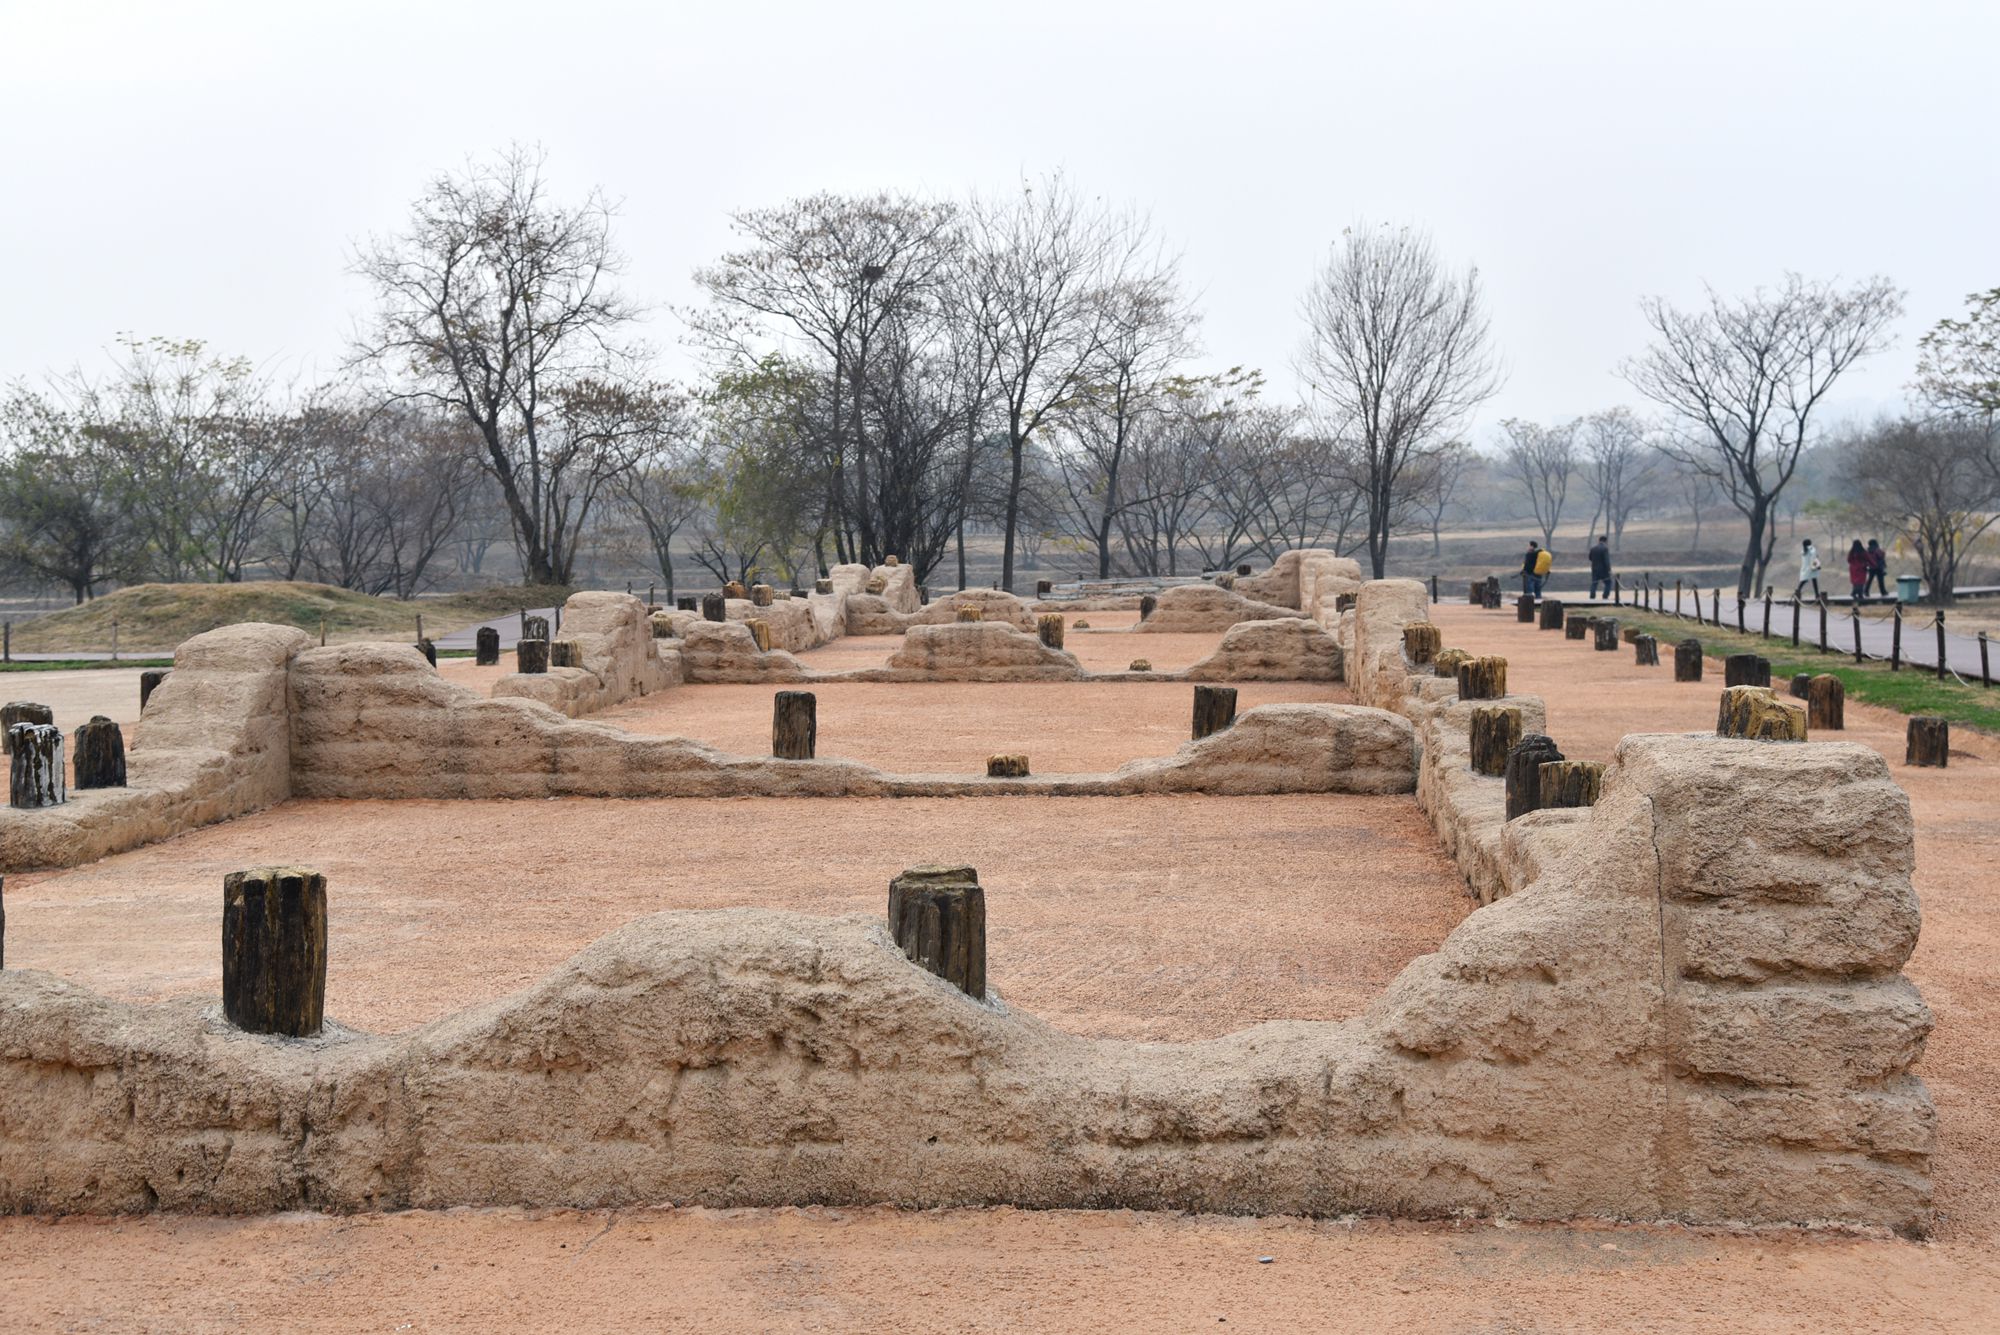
[1136,583,1295,633]
[677,622,810,683]
[886,622,1083,680]
[1185,617,1344,682]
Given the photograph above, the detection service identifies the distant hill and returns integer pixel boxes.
[10,581,574,654]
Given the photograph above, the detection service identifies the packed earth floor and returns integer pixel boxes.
[4,602,2000,1329]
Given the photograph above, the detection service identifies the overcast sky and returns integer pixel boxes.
[3,0,1992,439]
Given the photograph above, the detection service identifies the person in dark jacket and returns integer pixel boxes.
[1587,535,1612,599]
[1847,540,1869,603]
[1867,539,1889,597]
[1521,541,1540,595]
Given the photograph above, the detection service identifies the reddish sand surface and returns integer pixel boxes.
[8,601,2000,1330]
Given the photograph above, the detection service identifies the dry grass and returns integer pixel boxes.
[10,582,572,653]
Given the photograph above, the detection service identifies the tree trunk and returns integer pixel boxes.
[1906,716,1949,767]
[1674,639,1703,682]
[1192,685,1238,740]
[773,691,816,759]
[1000,436,1025,594]
[1469,705,1522,776]
[8,724,63,808]
[222,867,326,1037]
[888,865,986,998]
[1538,760,1605,808]
[1505,734,1563,820]
[72,716,125,789]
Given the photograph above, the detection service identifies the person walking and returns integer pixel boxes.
[1867,539,1890,598]
[1847,540,1869,603]
[1588,535,1612,600]
[1533,543,1553,596]
[1521,541,1541,595]
[1794,538,1823,599]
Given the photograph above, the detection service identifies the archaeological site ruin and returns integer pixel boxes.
[0,550,1934,1235]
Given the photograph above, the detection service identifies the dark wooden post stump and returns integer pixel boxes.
[417,638,437,667]
[956,606,984,622]
[1593,618,1620,651]
[986,754,1029,777]
[1620,624,1642,645]
[1538,599,1565,630]
[651,613,675,639]
[1237,563,1254,577]
[887,866,986,999]
[1788,672,1811,699]
[1633,634,1659,666]
[222,867,327,1037]
[1716,686,1807,741]
[516,639,550,674]
[1036,579,1052,596]
[1402,623,1442,665]
[1469,705,1522,776]
[701,594,726,622]
[1193,685,1238,740]
[1807,675,1844,731]
[1505,734,1563,820]
[1907,716,1949,767]
[772,691,816,759]
[1483,576,1502,609]
[475,626,500,665]
[1467,580,1484,604]
[723,581,748,600]
[678,596,698,611]
[746,619,772,651]
[1456,656,1507,700]
[139,668,172,710]
[73,716,125,789]
[521,615,550,642]
[1515,594,1535,623]
[1037,613,1065,649]
[1139,594,1157,620]
[1433,648,1471,679]
[750,584,774,606]
[1,702,52,755]
[549,639,580,668]
[1538,760,1605,809]
[814,579,834,595]
[1674,639,1703,682]
[8,723,63,808]
[1335,592,1357,612]
[1565,616,1590,641]
[1723,653,1770,687]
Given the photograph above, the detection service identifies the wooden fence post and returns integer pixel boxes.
[888,865,986,998]
[773,691,816,759]
[222,867,327,1037]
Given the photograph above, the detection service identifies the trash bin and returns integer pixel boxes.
[1896,574,1922,604]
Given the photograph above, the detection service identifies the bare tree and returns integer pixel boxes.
[1837,415,2000,604]
[1915,288,2000,425]
[1577,407,1660,549]
[1298,223,1498,577]
[1622,274,1903,595]
[354,146,648,584]
[1497,417,1576,548]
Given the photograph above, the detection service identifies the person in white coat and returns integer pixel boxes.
[1795,538,1823,599]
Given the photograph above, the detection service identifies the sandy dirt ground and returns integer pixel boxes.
[0,665,148,732]
[8,602,2000,1330]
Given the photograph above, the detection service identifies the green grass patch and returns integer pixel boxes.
[1615,611,2000,735]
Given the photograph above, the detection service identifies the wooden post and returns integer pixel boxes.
[1761,590,1773,638]
[701,594,726,622]
[813,579,833,596]
[1483,576,1502,609]
[1789,672,1812,699]
[1710,588,1720,626]
[679,595,700,610]
[1538,760,1605,809]
[1468,580,1485,605]
[985,754,1029,777]
[111,617,119,661]
[888,866,986,999]
[1036,579,1052,596]
[1538,599,1565,631]
[772,691,816,759]
[549,639,580,668]
[522,615,550,642]
[1456,656,1507,700]
[1128,658,1153,672]
[1982,631,1993,687]
[1790,598,1800,647]
[1504,734,1563,820]
[1037,613,1065,649]
[1138,594,1157,619]
[222,867,327,1037]
[956,606,984,622]
[1402,623,1442,664]
[1818,597,1829,653]
[417,638,437,667]
[1469,705,1522,776]
[1515,594,1535,623]
[1593,618,1620,651]
[1723,653,1770,687]
[475,626,500,666]
[1633,634,1658,666]
[516,639,550,674]
[1907,717,1949,767]
[1891,605,1902,671]
[751,584,774,606]
[1,702,51,755]
[1565,616,1590,641]
[2,621,8,662]
[1675,579,1682,616]
[8,723,64,808]
[1433,648,1471,679]
[1237,563,1254,577]
[746,619,772,651]
[1716,686,1807,741]
[1674,638,1703,682]
[72,716,125,789]
[1807,675,1844,730]
[139,666,172,709]
[1936,611,1947,682]
[723,581,748,600]
[1853,608,1865,665]
[1193,685,1238,740]
[1430,574,1439,603]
